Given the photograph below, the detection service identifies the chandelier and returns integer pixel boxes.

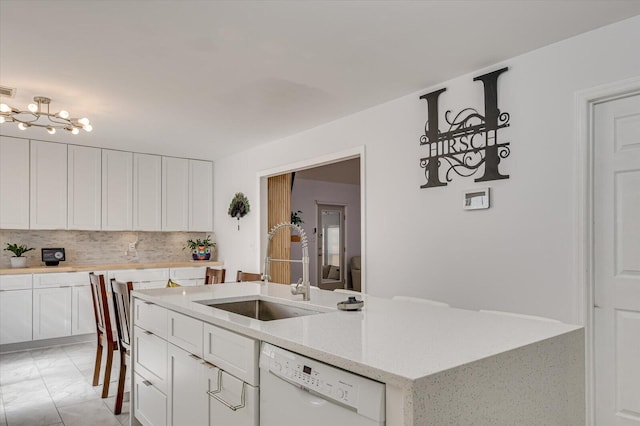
[0,96,92,135]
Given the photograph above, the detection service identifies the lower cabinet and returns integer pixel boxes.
[206,363,259,426]
[168,344,208,426]
[135,372,168,426]
[33,286,72,339]
[72,285,95,335]
[0,277,32,344]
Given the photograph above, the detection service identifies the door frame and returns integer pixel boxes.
[316,202,347,289]
[256,146,366,292]
[575,76,640,426]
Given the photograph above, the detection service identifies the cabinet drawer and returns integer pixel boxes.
[111,268,169,283]
[33,271,100,289]
[206,364,258,426]
[134,300,168,338]
[134,326,168,394]
[0,274,32,291]
[168,311,203,357]
[169,267,206,281]
[134,372,167,426]
[203,324,259,386]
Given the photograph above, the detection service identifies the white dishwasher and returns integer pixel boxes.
[259,343,385,426]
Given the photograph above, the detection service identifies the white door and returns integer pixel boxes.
[317,204,346,290]
[133,153,162,231]
[30,140,67,229]
[594,93,640,425]
[102,149,133,230]
[71,285,95,335]
[33,287,72,339]
[0,136,30,229]
[68,145,102,230]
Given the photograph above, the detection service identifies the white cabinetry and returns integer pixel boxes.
[109,268,169,290]
[68,145,102,230]
[168,344,209,426]
[133,153,162,231]
[203,323,260,386]
[169,267,207,286]
[189,159,213,231]
[102,149,133,230]
[32,272,95,340]
[0,275,32,344]
[0,136,30,229]
[162,157,189,231]
[30,140,67,229]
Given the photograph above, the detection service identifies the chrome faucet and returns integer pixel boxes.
[263,222,310,301]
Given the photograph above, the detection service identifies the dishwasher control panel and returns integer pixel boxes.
[260,343,359,407]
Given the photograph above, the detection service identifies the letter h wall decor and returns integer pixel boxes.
[419,67,511,189]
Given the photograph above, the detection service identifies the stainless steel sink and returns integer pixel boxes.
[196,298,323,321]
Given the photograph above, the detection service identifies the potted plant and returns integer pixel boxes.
[184,235,215,261]
[4,243,34,268]
[228,192,250,230]
[290,210,304,242]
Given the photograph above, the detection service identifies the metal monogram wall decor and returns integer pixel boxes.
[419,67,511,189]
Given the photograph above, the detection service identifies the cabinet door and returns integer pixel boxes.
[0,289,32,344]
[168,345,208,426]
[133,153,162,231]
[33,287,72,340]
[0,136,30,229]
[68,145,102,230]
[189,159,213,231]
[162,157,189,231]
[102,149,133,230]
[206,365,258,426]
[72,285,95,335]
[30,140,67,229]
[134,372,168,426]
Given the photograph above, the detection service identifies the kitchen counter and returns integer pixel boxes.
[133,283,585,425]
[0,260,223,275]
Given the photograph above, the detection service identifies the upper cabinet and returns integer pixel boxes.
[68,145,102,230]
[189,159,213,232]
[0,136,30,229]
[162,157,213,232]
[133,153,162,231]
[102,149,133,231]
[30,140,67,229]
[162,157,190,231]
[0,138,212,232]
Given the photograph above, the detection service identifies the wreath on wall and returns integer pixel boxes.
[228,192,250,230]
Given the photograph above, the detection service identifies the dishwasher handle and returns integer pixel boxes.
[206,368,247,412]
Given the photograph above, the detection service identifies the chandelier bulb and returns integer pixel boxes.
[28,103,38,113]
[58,110,70,119]
[84,124,93,132]
[0,103,10,113]
[47,127,56,135]
[71,127,80,135]
[18,123,28,130]
[78,117,90,126]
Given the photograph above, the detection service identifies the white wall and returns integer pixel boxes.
[213,15,640,322]
[290,178,361,286]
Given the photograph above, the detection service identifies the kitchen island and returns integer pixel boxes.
[132,283,584,426]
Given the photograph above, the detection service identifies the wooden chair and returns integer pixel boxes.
[110,278,133,415]
[392,295,450,308]
[236,270,262,282]
[204,267,226,284]
[89,272,118,398]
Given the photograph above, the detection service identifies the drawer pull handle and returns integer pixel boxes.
[142,380,152,387]
[143,330,153,335]
[189,354,201,361]
[206,369,246,411]
[143,301,153,305]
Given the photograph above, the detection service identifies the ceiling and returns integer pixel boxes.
[296,158,360,185]
[1,1,639,160]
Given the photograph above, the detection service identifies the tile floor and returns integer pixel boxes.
[0,341,129,426]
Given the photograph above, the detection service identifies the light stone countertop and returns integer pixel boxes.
[132,282,582,389]
[0,260,224,275]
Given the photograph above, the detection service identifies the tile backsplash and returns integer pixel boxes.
[0,230,215,268]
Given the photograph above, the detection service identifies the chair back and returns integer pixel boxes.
[236,270,262,282]
[205,267,226,284]
[110,279,134,351]
[89,272,114,340]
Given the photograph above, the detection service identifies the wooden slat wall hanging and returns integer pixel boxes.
[267,173,291,284]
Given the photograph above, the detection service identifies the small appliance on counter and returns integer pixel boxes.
[337,296,364,311]
[41,248,65,266]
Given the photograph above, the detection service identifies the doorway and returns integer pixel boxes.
[577,78,640,426]
[317,204,346,290]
